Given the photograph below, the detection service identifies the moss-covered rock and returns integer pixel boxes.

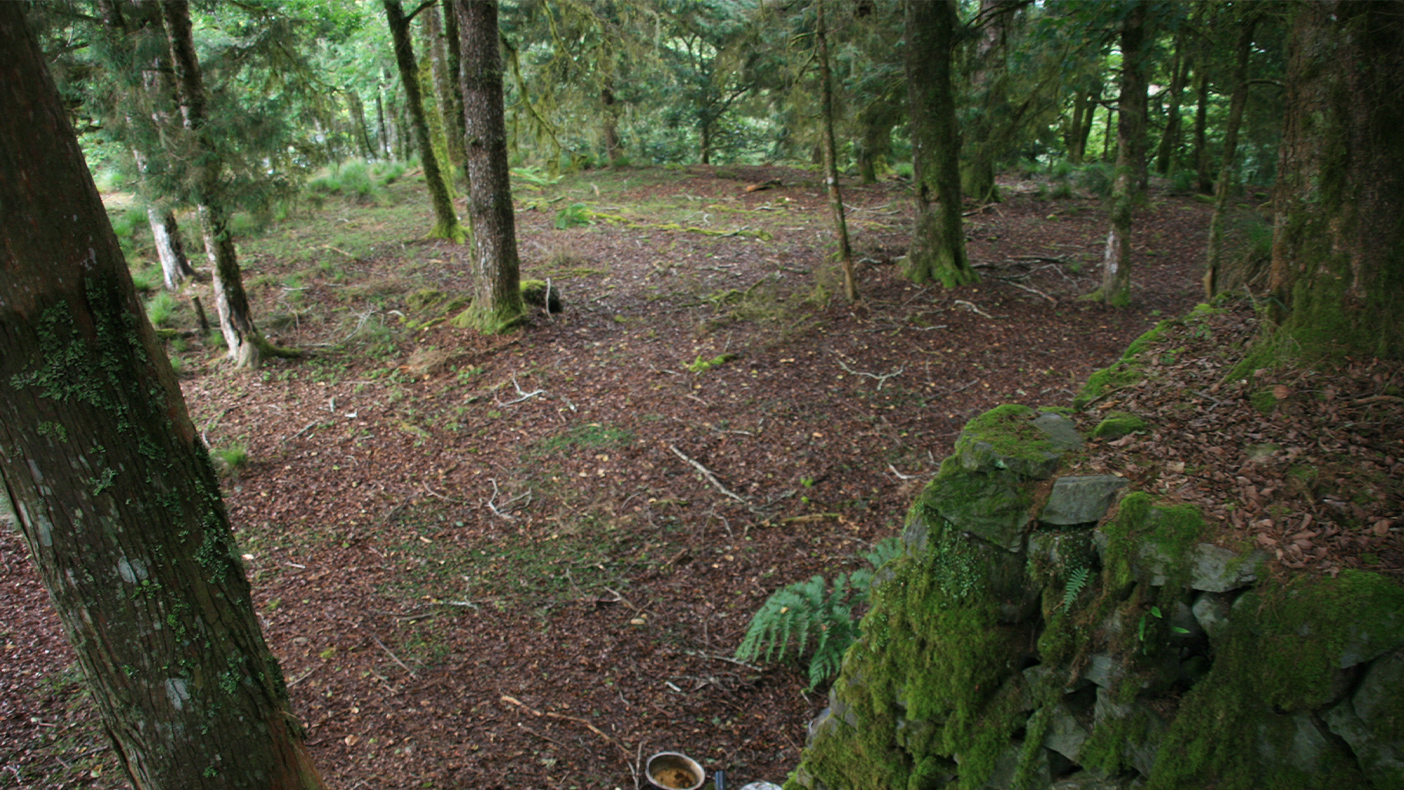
[1091,411,1147,440]
[956,405,1082,480]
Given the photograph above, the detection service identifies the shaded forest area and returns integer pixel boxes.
[2,1,1402,789]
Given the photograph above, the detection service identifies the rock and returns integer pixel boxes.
[1041,475,1128,526]
[975,742,1050,790]
[1043,703,1091,762]
[1326,651,1404,789]
[1191,592,1234,639]
[1083,654,1125,689]
[926,468,1031,553]
[1051,771,1141,790]
[1092,411,1147,441]
[955,405,1081,480]
[1092,690,1166,778]
[1256,711,1344,776]
[1169,600,1202,641]
[1188,544,1268,592]
[1338,607,1404,668]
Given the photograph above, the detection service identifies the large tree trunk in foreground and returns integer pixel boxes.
[816,0,857,302]
[903,0,976,287]
[454,0,524,333]
[0,8,325,788]
[1086,1,1148,307]
[160,0,286,367]
[1267,0,1404,360]
[384,0,466,243]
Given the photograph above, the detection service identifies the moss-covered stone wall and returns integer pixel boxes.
[787,403,1404,790]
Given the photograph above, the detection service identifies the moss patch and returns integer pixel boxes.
[1093,411,1148,440]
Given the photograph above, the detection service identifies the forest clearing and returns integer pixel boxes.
[1,162,1396,788]
[4,0,1403,787]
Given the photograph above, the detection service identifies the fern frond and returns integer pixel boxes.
[1063,566,1091,609]
[861,536,903,571]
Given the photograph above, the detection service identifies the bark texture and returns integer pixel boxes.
[384,0,466,243]
[1268,0,1404,359]
[455,0,524,333]
[0,8,325,788]
[1088,1,1147,306]
[902,0,976,287]
[149,207,195,290]
[423,3,467,173]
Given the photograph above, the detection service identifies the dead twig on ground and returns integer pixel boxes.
[368,632,416,676]
[834,354,904,390]
[497,375,545,405]
[954,299,995,319]
[669,445,748,503]
[500,695,632,759]
[485,478,530,520]
[887,463,917,480]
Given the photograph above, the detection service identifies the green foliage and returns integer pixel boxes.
[129,266,161,293]
[144,292,179,328]
[306,159,395,204]
[1076,162,1115,198]
[736,536,902,689]
[554,203,592,229]
[209,443,248,476]
[685,353,737,373]
[1062,565,1090,609]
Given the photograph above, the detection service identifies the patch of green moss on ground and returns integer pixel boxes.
[1093,411,1148,440]
[1075,320,1181,409]
[1143,571,1402,789]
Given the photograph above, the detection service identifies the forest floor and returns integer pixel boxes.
[2,164,1400,790]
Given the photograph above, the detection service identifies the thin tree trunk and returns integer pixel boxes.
[383,0,466,242]
[376,87,389,157]
[1087,1,1148,306]
[1067,89,1088,164]
[0,9,327,788]
[423,3,466,173]
[1101,101,1115,161]
[349,90,376,159]
[1193,65,1212,193]
[160,0,288,367]
[442,0,467,174]
[815,0,857,301]
[961,0,1014,204]
[1204,12,1259,297]
[150,207,194,290]
[903,0,976,287]
[1154,40,1189,175]
[602,83,622,166]
[1076,88,1098,164]
[454,0,524,333]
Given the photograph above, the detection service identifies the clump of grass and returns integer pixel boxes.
[554,203,591,229]
[130,265,161,293]
[209,443,248,477]
[1076,162,1115,198]
[306,159,395,205]
[144,292,179,328]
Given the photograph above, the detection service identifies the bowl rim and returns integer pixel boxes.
[644,751,705,790]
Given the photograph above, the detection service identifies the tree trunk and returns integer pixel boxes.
[150,207,195,290]
[454,0,524,333]
[700,121,712,165]
[961,0,1014,204]
[902,0,975,287]
[442,0,467,173]
[1203,12,1259,297]
[1087,1,1147,306]
[423,3,466,173]
[602,83,622,166]
[376,87,389,157]
[160,0,287,368]
[815,0,857,302]
[383,0,466,243]
[1267,0,1404,360]
[349,90,376,159]
[1101,100,1115,160]
[1192,64,1212,193]
[1154,37,1189,175]
[0,9,326,788]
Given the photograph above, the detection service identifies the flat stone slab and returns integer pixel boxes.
[1041,475,1128,526]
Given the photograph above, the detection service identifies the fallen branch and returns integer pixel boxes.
[485,478,530,520]
[834,356,904,390]
[497,375,545,405]
[669,444,748,503]
[368,632,416,676]
[887,463,917,480]
[953,299,995,319]
[500,695,632,758]
[1001,279,1057,304]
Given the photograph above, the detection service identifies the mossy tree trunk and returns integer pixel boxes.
[1085,1,1148,307]
[903,0,977,288]
[160,0,292,368]
[454,0,524,333]
[423,3,466,175]
[1203,11,1259,298]
[815,0,857,302]
[0,9,326,787]
[1192,59,1212,193]
[384,0,467,244]
[1267,0,1404,360]
[960,0,1017,205]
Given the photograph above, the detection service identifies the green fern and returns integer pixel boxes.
[736,537,901,689]
[1063,566,1091,609]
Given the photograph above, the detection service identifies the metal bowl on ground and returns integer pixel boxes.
[645,752,705,790]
